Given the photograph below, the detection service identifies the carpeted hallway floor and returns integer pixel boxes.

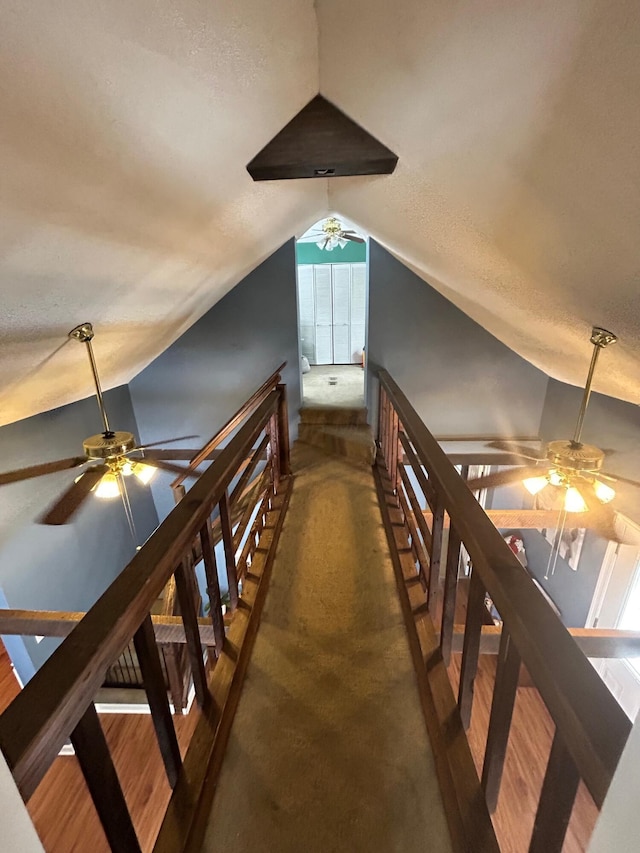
[201,443,452,853]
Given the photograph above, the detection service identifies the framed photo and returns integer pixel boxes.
[540,525,586,571]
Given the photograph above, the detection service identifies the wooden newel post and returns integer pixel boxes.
[276,383,291,477]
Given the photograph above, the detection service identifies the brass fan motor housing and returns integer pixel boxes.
[83,431,136,460]
[545,439,605,473]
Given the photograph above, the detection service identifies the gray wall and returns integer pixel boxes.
[129,240,301,522]
[486,481,605,626]
[366,240,549,437]
[0,386,159,677]
[499,525,606,627]
[486,373,640,627]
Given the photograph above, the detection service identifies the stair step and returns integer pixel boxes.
[298,423,376,466]
[299,406,368,426]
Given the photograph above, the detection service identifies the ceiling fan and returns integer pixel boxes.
[0,323,202,526]
[464,327,640,536]
[306,216,365,251]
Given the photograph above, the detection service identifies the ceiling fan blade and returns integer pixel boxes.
[139,449,205,461]
[465,466,548,492]
[599,470,640,489]
[39,465,109,525]
[485,440,546,462]
[0,456,88,487]
[342,234,365,244]
[581,499,625,542]
[134,435,199,452]
[139,458,199,478]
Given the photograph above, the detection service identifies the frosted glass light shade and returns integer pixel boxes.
[564,487,588,513]
[523,476,548,495]
[593,479,615,503]
[548,469,564,486]
[133,463,156,485]
[95,473,120,499]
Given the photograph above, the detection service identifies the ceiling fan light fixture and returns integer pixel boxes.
[132,462,156,485]
[593,479,616,503]
[95,472,120,500]
[548,469,564,487]
[523,476,549,495]
[564,487,588,513]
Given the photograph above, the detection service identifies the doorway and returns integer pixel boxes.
[296,217,368,408]
[297,262,366,366]
[586,517,640,719]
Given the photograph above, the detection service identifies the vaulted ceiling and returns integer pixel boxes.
[1,0,639,426]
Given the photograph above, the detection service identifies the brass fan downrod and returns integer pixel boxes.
[69,323,136,460]
[571,326,617,447]
[69,322,112,436]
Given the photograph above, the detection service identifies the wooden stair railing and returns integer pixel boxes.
[374,369,632,853]
[0,368,293,853]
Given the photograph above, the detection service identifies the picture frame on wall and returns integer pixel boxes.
[540,525,587,571]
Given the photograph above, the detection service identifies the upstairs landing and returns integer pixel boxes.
[200,443,452,852]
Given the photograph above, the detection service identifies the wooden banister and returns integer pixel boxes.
[375,368,632,852]
[378,369,631,805]
[0,362,293,853]
[170,362,286,490]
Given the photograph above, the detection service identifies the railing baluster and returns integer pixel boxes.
[428,493,445,616]
[399,432,436,511]
[529,731,580,853]
[390,409,400,490]
[396,481,429,584]
[379,386,387,462]
[174,558,210,710]
[133,614,182,788]
[160,643,185,714]
[457,567,486,729]
[440,521,461,665]
[220,490,239,610]
[398,464,433,557]
[70,703,141,853]
[200,520,225,655]
[268,413,281,490]
[482,626,521,812]
[385,391,393,470]
[276,383,291,477]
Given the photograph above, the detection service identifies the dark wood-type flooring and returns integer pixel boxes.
[446,580,599,852]
[0,639,200,852]
[1,617,600,853]
[448,653,599,853]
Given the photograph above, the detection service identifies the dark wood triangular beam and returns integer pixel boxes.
[246,94,398,181]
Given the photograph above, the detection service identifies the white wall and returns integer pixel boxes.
[589,712,640,852]
[0,751,44,852]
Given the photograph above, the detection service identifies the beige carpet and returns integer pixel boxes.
[302,365,365,408]
[200,444,452,853]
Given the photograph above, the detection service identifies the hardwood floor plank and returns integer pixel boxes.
[0,640,21,714]
[26,707,200,852]
[448,653,598,852]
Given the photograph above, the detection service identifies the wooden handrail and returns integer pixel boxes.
[170,362,286,489]
[0,389,280,799]
[377,369,631,810]
[450,624,640,658]
[0,610,219,645]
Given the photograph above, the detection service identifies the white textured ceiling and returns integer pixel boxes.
[1,0,640,426]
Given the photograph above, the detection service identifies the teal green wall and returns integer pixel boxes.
[296,240,367,264]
